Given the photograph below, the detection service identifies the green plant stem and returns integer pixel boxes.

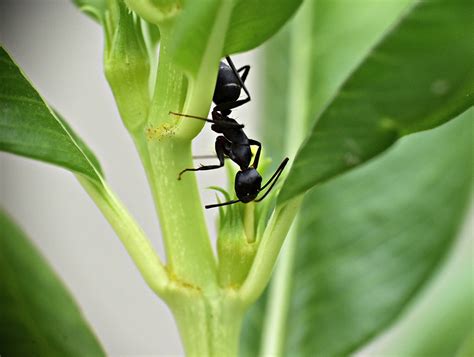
[104,2,240,353]
[244,203,256,243]
[259,218,299,355]
[131,1,235,292]
[77,175,169,295]
[137,136,217,290]
[238,196,302,305]
[104,2,248,353]
[258,2,313,354]
[167,291,245,357]
[131,33,217,289]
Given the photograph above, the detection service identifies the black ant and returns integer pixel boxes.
[170,56,288,209]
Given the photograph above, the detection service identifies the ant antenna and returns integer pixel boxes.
[169,111,244,129]
[169,111,214,123]
[255,158,289,202]
[205,199,240,209]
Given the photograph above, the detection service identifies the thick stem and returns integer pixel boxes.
[133,1,235,290]
[130,0,235,292]
[144,137,217,289]
[128,26,221,290]
[167,291,245,357]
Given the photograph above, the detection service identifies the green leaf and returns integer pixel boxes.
[262,0,414,165]
[457,331,474,357]
[370,227,474,357]
[124,0,182,25]
[242,109,473,355]
[168,0,224,75]
[72,0,107,22]
[240,288,269,357]
[0,209,105,356]
[279,0,474,203]
[0,46,103,181]
[224,0,302,55]
[307,0,414,124]
[55,112,104,177]
[169,0,302,75]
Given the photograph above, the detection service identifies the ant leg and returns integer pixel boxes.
[193,155,230,159]
[255,158,289,202]
[178,136,230,180]
[213,97,250,114]
[178,163,224,180]
[225,56,251,101]
[248,139,262,169]
[237,65,251,83]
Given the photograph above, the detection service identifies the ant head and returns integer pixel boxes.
[235,168,262,203]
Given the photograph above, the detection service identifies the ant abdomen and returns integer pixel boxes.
[235,168,262,203]
[213,61,242,105]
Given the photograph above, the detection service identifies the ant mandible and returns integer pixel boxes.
[170,56,288,209]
